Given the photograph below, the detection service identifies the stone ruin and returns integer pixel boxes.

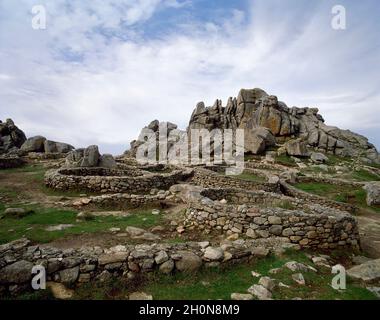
[1,87,379,297]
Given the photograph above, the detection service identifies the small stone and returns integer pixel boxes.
[159,260,174,274]
[231,293,254,300]
[128,292,153,300]
[247,284,272,300]
[203,247,224,261]
[227,233,239,241]
[292,273,305,285]
[251,247,269,257]
[251,271,261,278]
[155,251,169,264]
[258,276,276,291]
[151,209,160,215]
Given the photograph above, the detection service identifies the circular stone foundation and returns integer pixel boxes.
[44,165,193,193]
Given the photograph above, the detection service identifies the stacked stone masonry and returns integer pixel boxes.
[184,187,359,249]
[191,168,279,193]
[44,166,193,193]
[0,237,293,295]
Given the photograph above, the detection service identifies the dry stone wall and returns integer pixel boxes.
[0,156,25,169]
[191,168,279,193]
[44,167,193,194]
[0,237,294,296]
[184,188,359,250]
[280,181,356,213]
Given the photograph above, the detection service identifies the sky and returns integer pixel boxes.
[0,0,379,155]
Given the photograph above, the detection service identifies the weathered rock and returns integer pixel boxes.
[347,259,380,282]
[0,260,34,284]
[59,267,79,285]
[129,292,153,300]
[20,136,46,153]
[98,154,117,169]
[155,251,169,264]
[175,251,202,272]
[243,127,276,155]
[203,247,224,261]
[231,293,254,300]
[363,182,380,206]
[3,208,31,219]
[126,226,146,237]
[186,88,379,163]
[159,260,174,274]
[258,276,276,291]
[0,119,27,154]
[310,152,329,164]
[81,145,100,167]
[292,273,306,285]
[247,284,272,300]
[44,140,74,154]
[285,139,308,157]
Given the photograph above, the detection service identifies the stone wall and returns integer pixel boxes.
[280,181,356,213]
[184,188,359,250]
[44,167,193,194]
[0,237,294,296]
[297,176,364,188]
[191,168,279,193]
[83,191,175,209]
[0,156,25,169]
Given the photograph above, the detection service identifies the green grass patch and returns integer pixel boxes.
[70,250,377,300]
[0,206,163,244]
[351,169,380,182]
[233,172,265,182]
[275,154,297,167]
[294,182,380,213]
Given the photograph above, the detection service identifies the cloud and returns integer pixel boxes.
[0,0,379,154]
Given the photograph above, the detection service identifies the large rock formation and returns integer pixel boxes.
[0,119,26,154]
[189,88,380,163]
[64,145,117,169]
[128,120,181,158]
[21,136,74,154]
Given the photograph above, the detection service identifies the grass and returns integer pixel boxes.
[67,250,377,300]
[275,154,297,167]
[0,205,163,244]
[327,154,353,166]
[350,169,380,182]
[0,163,92,199]
[233,171,265,182]
[294,182,380,213]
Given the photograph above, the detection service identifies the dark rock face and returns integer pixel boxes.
[189,88,379,163]
[0,119,27,154]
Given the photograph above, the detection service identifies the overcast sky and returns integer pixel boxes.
[0,0,379,155]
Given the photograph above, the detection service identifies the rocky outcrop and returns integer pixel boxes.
[20,136,46,153]
[284,139,309,157]
[0,119,26,154]
[21,136,74,154]
[128,120,183,159]
[64,145,117,169]
[188,88,379,163]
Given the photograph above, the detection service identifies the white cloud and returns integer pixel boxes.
[0,0,379,154]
